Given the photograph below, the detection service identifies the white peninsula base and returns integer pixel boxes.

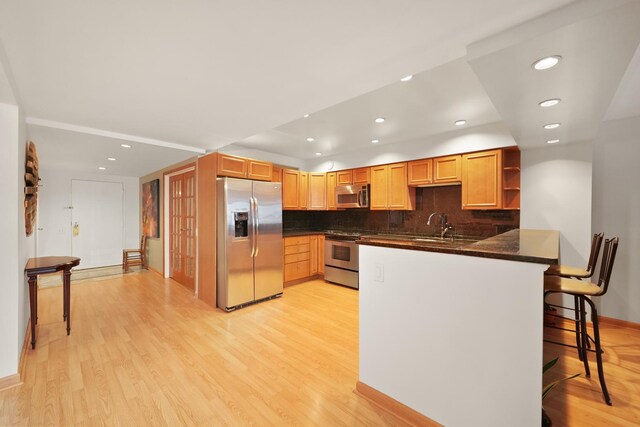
[358,244,550,427]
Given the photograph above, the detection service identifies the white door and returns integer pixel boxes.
[71,180,124,269]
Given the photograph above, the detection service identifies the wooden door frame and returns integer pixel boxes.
[163,164,196,281]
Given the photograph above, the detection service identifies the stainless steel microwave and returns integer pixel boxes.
[335,184,369,208]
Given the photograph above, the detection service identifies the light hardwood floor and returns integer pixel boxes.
[2,272,639,426]
[0,273,408,426]
[543,316,640,426]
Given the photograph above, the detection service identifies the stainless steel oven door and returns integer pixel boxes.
[325,239,359,271]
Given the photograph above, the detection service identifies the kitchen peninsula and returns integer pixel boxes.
[356,229,559,427]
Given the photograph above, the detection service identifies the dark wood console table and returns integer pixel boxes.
[24,256,81,349]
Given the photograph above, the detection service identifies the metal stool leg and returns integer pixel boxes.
[584,297,611,405]
[573,295,583,361]
[579,297,591,378]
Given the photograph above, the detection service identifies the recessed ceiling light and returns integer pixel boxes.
[315,152,322,156]
[121,144,131,148]
[98,167,106,170]
[539,98,561,108]
[371,139,379,144]
[400,75,413,82]
[375,117,385,123]
[454,120,467,126]
[543,123,561,129]
[303,114,309,118]
[547,139,560,144]
[306,137,315,142]
[107,157,116,161]
[532,55,562,71]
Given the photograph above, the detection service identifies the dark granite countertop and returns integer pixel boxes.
[283,229,326,237]
[357,229,559,264]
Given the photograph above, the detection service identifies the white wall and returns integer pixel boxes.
[36,168,140,258]
[521,143,593,268]
[304,122,516,171]
[18,108,34,357]
[592,116,640,323]
[0,101,34,379]
[0,102,21,378]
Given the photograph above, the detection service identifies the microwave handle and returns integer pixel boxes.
[358,189,364,206]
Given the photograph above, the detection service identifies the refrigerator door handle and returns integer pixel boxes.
[249,197,256,257]
[253,197,260,257]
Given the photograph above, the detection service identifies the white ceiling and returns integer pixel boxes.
[2,0,640,175]
[29,125,196,177]
[237,58,503,159]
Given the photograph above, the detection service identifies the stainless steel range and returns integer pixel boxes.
[324,231,361,289]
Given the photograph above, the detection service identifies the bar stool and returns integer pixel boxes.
[544,232,604,358]
[545,232,604,279]
[544,237,619,405]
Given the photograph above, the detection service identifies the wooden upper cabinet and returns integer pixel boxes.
[433,155,462,184]
[370,165,388,210]
[247,160,272,181]
[299,172,309,210]
[218,154,248,178]
[408,159,433,186]
[352,167,370,184]
[282,169,300,210]
[371,163,415,210]
[387,163,414,210]
[461,150,503,210]
[272,166,283,183]
[308,173,327,210]
[336,170,353,186]
[218,153,273,181]
[326,172,337,210]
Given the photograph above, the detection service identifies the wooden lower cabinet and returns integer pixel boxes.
[284,234,325,286]
[310,235,318,275]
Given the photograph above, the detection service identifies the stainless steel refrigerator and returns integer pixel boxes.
[216,177,283,311]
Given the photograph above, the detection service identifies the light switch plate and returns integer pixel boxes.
[374,262,384,282]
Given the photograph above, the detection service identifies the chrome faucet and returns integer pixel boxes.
[427,212,454,239]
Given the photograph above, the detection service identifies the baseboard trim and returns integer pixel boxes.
[148,266,162,276]
[0,374,22,392]
[546,312,640,331]
[354,381,442,427]
[0,321,28,392]
[599,316,640,330]
[19,320,30,378]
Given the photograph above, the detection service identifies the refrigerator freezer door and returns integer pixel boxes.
[253,181,284,300]
[217,178,255,309]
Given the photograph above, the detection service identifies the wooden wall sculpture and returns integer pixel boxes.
[24,141,39,236]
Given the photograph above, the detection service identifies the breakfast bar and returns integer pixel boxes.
[356,229,559,427]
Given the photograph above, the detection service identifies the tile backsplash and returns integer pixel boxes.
[283,185,519,239]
